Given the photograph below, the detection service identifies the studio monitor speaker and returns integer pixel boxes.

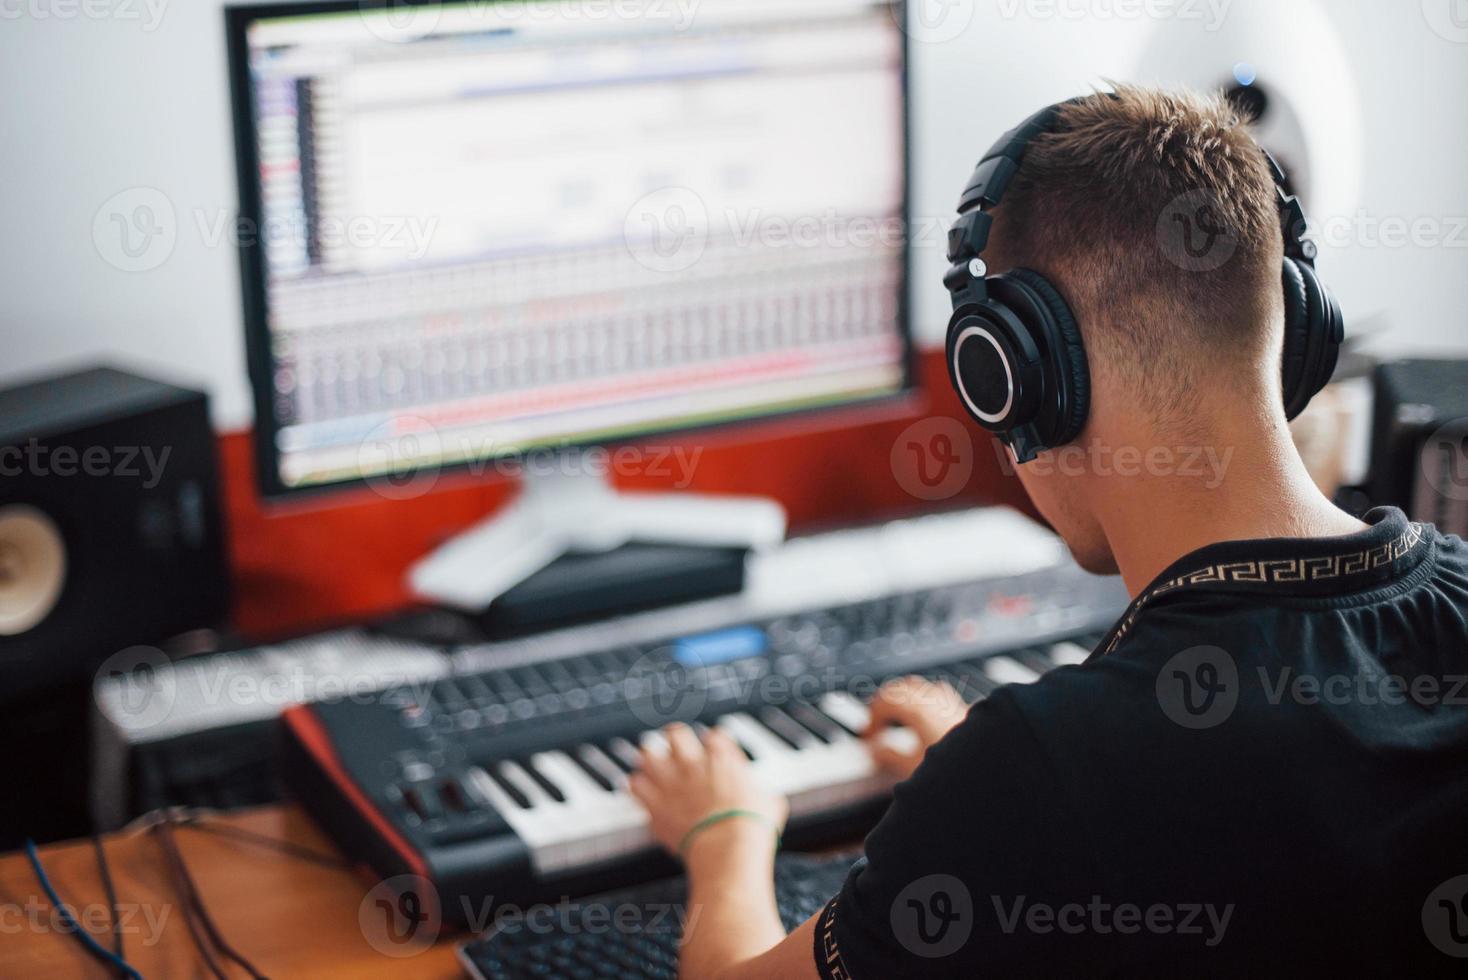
[1369,358,1468,538]
[0,366,230,701]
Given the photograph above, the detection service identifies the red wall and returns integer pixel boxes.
[220,348,1032,637]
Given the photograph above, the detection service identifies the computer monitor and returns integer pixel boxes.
[226,0,913,499]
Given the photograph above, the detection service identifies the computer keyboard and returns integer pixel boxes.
[458,852,857,980]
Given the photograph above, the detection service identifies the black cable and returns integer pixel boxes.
[23,840,144,980]
[151,824,231,980]
[178,819,350,870]
[154,820,270,980]
[91,832,126,968]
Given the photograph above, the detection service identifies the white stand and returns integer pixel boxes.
[408,468,788,611]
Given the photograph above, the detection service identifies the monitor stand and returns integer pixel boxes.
[408,466,787,611]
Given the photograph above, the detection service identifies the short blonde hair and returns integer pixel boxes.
[986,84,1285,424]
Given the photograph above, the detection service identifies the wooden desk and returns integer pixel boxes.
[0,805,463,979]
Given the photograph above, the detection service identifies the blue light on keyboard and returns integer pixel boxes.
[673,627,768,666]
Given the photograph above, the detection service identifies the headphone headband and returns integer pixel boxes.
[941,91,1344,462]
[943,94,1317,310]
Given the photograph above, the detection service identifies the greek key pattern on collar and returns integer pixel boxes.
[817,898,853,980]
[1102,523,1424,656]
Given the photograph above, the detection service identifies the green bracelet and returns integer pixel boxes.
[677,808,782,858]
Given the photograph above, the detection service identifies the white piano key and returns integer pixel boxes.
[498,760,586,873]
[817,692,923,760]
[464,697,941,878]
[533,751,645,866]
[639,729,671,758]
[879,726,922,756]
[983,656,1042,686]
[718,713,791,762]
[1048,641,1090,666]
[819,691,872,733]
[498,760,555,809]
[532,751,603,805]
[467,765,565,869]
[464,765,521,815]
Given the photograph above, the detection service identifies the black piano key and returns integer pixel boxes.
[927,666,979,703]
[518,756,567,803]
[432,678,467,711]
[541,660,581,695]
[570,746,617,792]
[949,661,998,701]
[783,702,839,743]
[512,666,553,697]
[1013,647,1058,677]
[601,738,639,772]
[758,706,817,749]
[488,765,533,809]
[460,673,495,704]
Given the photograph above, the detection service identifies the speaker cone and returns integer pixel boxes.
[0,505,67,636]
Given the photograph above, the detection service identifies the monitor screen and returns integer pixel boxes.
[228,0,911,494]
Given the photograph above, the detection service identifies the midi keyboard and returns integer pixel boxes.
[282,513,1126,925]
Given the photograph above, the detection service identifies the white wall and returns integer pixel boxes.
[3,0,1466,430]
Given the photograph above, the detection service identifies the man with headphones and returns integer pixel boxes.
[628,85,1468,977]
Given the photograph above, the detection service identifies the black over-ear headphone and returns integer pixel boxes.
[943,97,1345,462]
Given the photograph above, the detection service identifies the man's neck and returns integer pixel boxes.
[1092,413,1368,597]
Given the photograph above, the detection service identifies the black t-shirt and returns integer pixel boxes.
[814,507,1468,978]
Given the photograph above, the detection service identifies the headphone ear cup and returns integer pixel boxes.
[1280,258,1312,419]
[1281,258,1340,420]
[1004,268,1090,446]
[946,305,1044,432]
